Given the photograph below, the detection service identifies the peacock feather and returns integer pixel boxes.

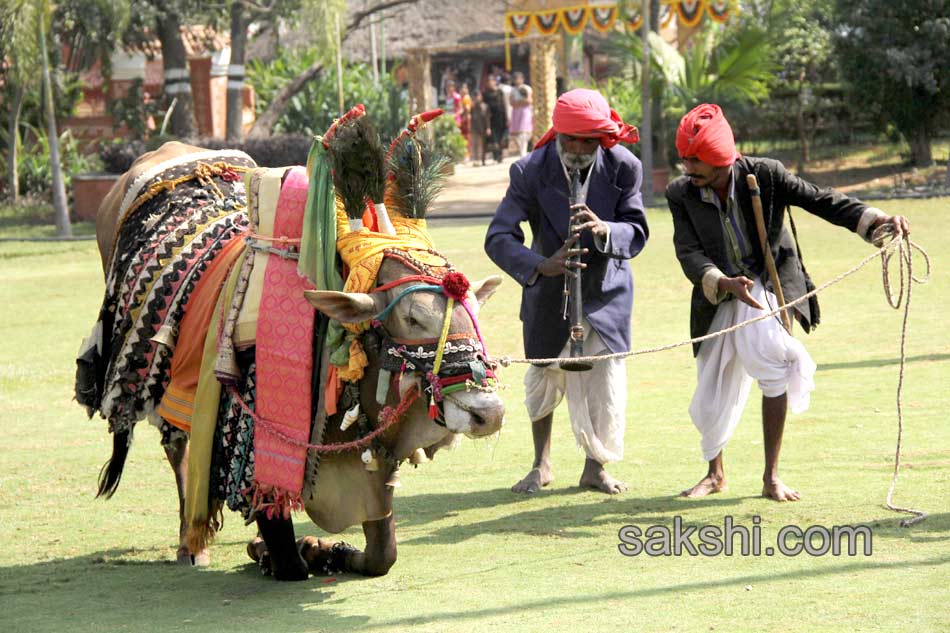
[325,113,386,219]
[386,134,449,219]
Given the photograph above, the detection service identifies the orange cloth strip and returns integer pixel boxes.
[156,234,248,431]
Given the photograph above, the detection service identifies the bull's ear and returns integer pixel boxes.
[470,275,503,306]
[303,290,384,323]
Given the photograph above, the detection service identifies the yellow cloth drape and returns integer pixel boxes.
[184,247,246,552]
[332,209,442,382]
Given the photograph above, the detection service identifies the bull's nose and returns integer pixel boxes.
[471,401,505,435]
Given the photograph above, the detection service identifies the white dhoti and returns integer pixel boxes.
[690,281,816,461]
[524,321,627,464]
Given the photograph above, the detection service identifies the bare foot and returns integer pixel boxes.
[680,475,727,498]
[511,466,553,494]
[579,460,627,494]
[762,479,800,502]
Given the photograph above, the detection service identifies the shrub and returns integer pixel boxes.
[99,139,146,174]
[429,114,467,164]
[96,134,315,173]
[197,135,313,167]
[247,54,409,142]
[8,127,100,199]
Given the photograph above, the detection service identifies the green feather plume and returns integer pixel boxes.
[386,135,449,219]
[325,115,386,219]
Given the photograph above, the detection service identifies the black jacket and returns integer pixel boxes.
[665,156,871,354]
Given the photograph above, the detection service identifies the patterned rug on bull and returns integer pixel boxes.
[75,151,256,434]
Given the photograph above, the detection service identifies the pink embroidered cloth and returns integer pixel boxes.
[253,166,314,513]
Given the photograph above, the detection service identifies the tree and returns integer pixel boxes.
[0,0,40,202]
[121,0,209,138]
[247,0,417,139]
[33,0,71,236]
[836,0,950,166]
[770,0,834,172]
[612,21,776,166]
[226,0,248,141]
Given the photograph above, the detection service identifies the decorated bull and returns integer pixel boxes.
[76,107,505,580]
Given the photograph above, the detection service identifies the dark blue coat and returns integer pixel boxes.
[484,142,649,359]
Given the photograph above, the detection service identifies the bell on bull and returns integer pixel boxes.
[75,109,505,581]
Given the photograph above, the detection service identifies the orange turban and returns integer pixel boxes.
[676,104,739,167]
[535,89,639,149]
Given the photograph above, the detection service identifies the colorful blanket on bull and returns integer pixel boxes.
[76,151,256,433]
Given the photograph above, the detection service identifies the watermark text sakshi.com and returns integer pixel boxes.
[617,516,872,557]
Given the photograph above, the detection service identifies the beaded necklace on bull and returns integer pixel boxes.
[367,248,497,425]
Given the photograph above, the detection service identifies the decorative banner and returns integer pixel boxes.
[535,10,562,35]
[707,0,732,23]
[505,0,737,38]
[562,7,588,35]
[590,6,618,32]
[675,0,705,28]
[660,3,675,28]
[507,12,533,37]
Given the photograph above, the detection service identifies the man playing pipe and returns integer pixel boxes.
[666,104,910,501]
[485,89,649,494]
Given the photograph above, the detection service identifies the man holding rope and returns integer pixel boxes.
[485,89,649,495]
[666,104,910,501]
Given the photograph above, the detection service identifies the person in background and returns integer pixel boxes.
[459,83,473,160]
[469,90,491,166]
[498,72,514,141]
[444,79,462,121]
[482,75,509,164]
[509,71,534,157]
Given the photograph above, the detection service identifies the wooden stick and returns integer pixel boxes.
[746,174,792,334]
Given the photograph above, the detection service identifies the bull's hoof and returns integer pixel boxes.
[247,537,272,576]
[298,536,358,576]
[273,558,309,582]
[192,549,211,567]
[176,546,211,567]
[247,536,266,562]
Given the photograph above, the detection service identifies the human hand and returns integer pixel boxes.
[570,204,609,242]
[871,214,910,241]
[717,275,765,310]
[537,234,589,277]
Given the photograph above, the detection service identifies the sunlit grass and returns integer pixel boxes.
[1,199,947,632]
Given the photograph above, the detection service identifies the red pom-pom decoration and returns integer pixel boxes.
[441,271,470,301]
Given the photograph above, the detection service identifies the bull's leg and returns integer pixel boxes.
[161,429,210,567]
[297,513,396,577]
[255,514,309,581]
[353,514,397,576]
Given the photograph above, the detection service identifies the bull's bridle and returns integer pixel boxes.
[367,265,498,427]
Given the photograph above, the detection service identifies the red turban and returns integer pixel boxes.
[675,104,739,167]
[535,89,639,150]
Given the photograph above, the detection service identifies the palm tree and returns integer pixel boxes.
[35,0,72,236]
[1,0,40,203]
[611,23,777,166]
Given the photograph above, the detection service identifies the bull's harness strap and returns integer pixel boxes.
[222,259,497,452]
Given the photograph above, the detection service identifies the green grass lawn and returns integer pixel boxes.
[1,200,948,632]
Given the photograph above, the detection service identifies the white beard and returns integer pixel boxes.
[556,136,596,170]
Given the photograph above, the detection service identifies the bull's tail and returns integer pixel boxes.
[96,429,131,499]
